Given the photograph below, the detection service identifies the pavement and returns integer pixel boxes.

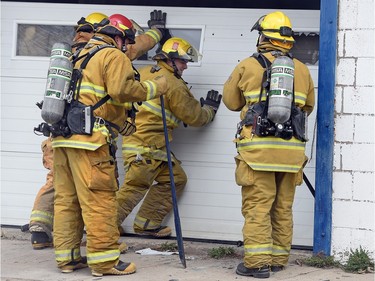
[1,226,374,281]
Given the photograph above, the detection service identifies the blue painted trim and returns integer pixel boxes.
[314,0,338,255]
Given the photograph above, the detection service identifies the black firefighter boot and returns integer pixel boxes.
[31,231,53,249]
[236,263,270,278]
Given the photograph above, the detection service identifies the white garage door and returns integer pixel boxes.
[1,1,319,247]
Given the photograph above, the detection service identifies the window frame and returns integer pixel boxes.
[13,21,206,68]
[12,20,75,61]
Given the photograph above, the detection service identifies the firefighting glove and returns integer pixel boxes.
[148,10,168,36]
[159,28,172,45]
[200,90,222,113]
[148,10,172,54]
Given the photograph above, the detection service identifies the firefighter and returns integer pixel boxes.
[27,10,170,251]
[116,37,222,238]
[50,14,169,276]
[28,12,109,250]
[222,11,315,278]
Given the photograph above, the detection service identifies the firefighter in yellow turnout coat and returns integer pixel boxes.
[223,12,315,278]
[117,37,222,237]
[51,14,168,276]
[28,11,167,250]
[28,12,109,249]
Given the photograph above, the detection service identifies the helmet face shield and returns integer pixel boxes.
[168,44,200,62]
[130,19,145,35]
[251,15,265,32]
[154,37,201,62]
[184,44,201,62]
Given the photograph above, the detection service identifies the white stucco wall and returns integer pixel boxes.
[333,0,375,262]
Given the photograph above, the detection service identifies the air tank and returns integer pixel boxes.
[41,43,73,124]
[49,42,72,61]
[267,55,295,124]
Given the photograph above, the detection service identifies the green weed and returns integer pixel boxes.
[302,252,341,268]
[208,246,236,259]
[343,246,374,273]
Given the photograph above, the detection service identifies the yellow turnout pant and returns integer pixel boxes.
[235,156,302,268]
[29,138,54,234]
[53,145,120,272]
[117,157,187,232]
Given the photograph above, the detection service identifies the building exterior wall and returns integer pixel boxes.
[332,0,375,262]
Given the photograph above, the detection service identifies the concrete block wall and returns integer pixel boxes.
[333,0,375,262]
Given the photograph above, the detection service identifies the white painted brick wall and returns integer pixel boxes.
[332,171,352,199]
[352,228,375,256]
[333,0,375,263]
[357,0,375,29]
[354,115,375,142]
[337,58,356,85]
[335,115,355,142]
[333,145,341,170]
[341,143,374,172]
[331,227,351,261]
[332,227,375,262]
[344,30,374,58]
[334,86,343,113]
[343,86,374,114]
[356,58,375,87]
[333,201,374,229]
[339,0,375,29]
[353,172,375,201]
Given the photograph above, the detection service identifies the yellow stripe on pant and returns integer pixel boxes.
[240,162,298,268]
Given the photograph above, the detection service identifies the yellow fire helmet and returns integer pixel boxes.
[76,12,109,33]
[153,37,201,62]
[251,11,295,43]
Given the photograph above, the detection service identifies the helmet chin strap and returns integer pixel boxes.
[171,59,181,78]
[121,42,128,53]
[115,35,128,53]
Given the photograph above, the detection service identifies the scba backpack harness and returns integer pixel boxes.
[66,44,120,136]
[236,51,308,142]
[35,44,119,138]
